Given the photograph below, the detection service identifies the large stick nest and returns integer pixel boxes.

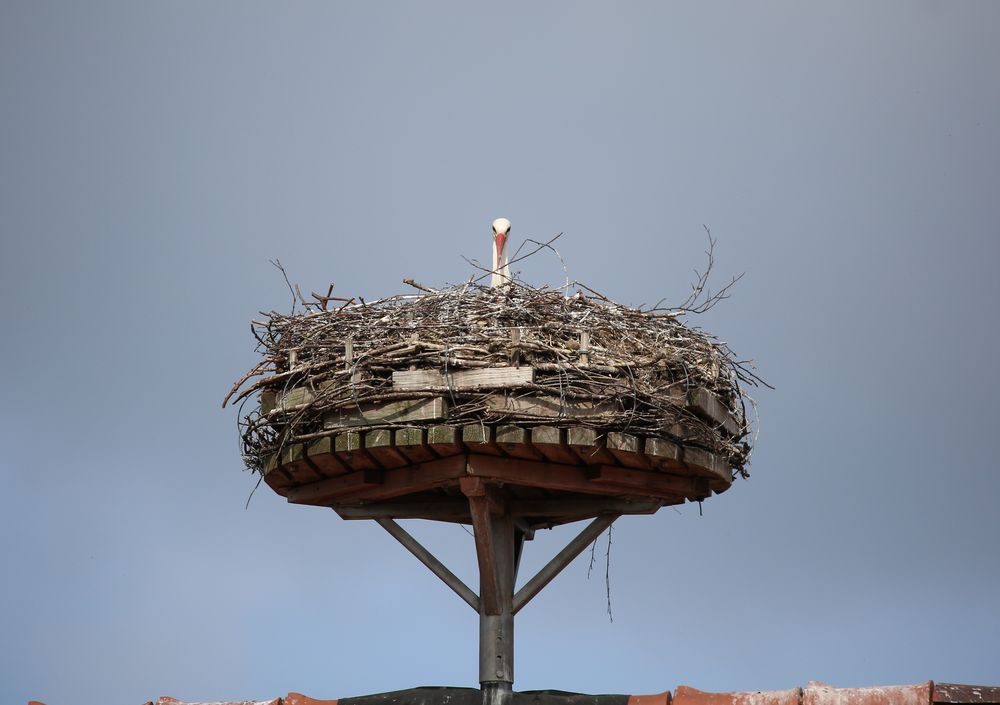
[226,272,763,481]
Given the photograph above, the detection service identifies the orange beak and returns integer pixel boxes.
[495,231,507,258]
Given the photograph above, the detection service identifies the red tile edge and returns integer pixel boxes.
[284,693,339,705]
[628,691,672,705]
[674,685,802,705]
[804,682,933,705]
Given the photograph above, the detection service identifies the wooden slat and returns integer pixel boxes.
[324,397,448,428]
[495,425,545,460]
[463,424,503,456]
[681,446,730,485]
[687,388,742,436]
[567,427,616,465]
[427,425,463,456]
[529,426,581,465]
[644,437,684,470]
[485,394,620,419]
[281,443,324,482]
[392,367,535,390]
[605,432,650,469]
[306,436,350,475]
[364,429,409,469]
[287,455,466,506]
[334,431,381,471]
[463,481,503,615]
[394,427,438,464]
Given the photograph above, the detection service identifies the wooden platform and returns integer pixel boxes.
[262,424,731,528]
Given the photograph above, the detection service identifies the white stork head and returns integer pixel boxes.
[491,217,512,287]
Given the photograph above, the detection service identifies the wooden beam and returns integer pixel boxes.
[335,498,470,521]
[324,397,448,428]
[687,388,742,436]
[392,367,535,391]
[465,484,503,615]
[567,427,616,465]
[529,426,580,465]
[465,454,703,502]
[495,425,545,461]
[510,497,661,518]
[393,427,438,464]
[485,394,620,419]
[375,517,480,613]
[605,432,650,469]
[286,454,466,506]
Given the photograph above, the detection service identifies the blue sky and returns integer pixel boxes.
[1,3,998,704]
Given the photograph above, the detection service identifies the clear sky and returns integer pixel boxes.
[2,2,998,704]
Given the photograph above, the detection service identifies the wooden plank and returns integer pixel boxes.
[687,388,742,436]
[644,437,684,470]
[394,427,438,464]
[334,431,381,471]
[465,487,503,615]
[281,443,324,482]
[306,436,350,475]
[529,426,580,465]
[260,390,276,415]
[465,454,704,502]
[605,432,650,469]
[462,424,503,456]
[287,454,466,506]
[393,366,535,391]
[324,397,448,428]
[681,445,729,480]
[485,394,620,419]
[566,427,616,465]
[427,424,463,456]
[495,425,545,460]
[363,429,410,469]
[261,453,293,492]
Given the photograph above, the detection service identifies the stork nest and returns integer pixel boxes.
[225,279,763,479]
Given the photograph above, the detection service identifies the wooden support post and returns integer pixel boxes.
[462,478,517,705]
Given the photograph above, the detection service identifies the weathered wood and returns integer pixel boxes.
[364,429,409,468]
[287,454,466,506]
[587,465,705,499]
[375,517,480,613]
[465,454,705,502]
[529,426,580,465]
[566,427,616,465]
[306,436,350,475]
[605,432,650,469]
[281,443,325,482]
[260,390,276,415]
[495,425,545,460]
[510,497,661,518]
[324,397,448,428]
[644,437,684,470]
[392,367,535,390]
[579,330,590,365]
[336,499,471,521]
[463,424,503,456]
[394,427,438,464]
[466,486,503,615]
[485,394,620,419]
[334,431,381,471]
[687,387,742,436]
[427,424,463,456]
[261,453,293,491]
[681,446,730,484]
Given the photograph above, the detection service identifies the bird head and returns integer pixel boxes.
[492,217,511,258]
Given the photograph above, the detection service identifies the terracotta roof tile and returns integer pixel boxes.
[674,685,801,705]
[803,683,933,705]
